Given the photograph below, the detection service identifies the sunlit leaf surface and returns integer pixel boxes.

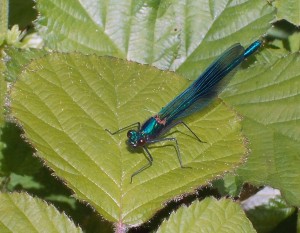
[10,53,246,225]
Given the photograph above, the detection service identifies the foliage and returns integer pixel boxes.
[0,0,299,232]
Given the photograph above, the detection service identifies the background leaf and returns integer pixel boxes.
[36,0,274,70]
[222,51,300,206]
[0,192,82,233]
[10,53,246,225]
[157,197,256,233]
[5,47,48,82]
[0,0,8,44]
[0,55,6,126]
[242,187,297,233]
[5,0,300,231]
[274,0,300,27]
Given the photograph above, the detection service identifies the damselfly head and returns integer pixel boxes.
[127,130,146,147]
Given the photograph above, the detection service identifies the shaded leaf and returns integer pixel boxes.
[10,53,246,225]
[244,193,296,233]
[0,123,40,176]
[213,173,243,197]
[8,0,37,29]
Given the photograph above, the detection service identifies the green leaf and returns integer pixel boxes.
[35,0,274,70]
[245,195,296,233]
[5,47,48,82]
[0,0,8,44]
[175,1,274,78]
[10,53,246,225]
[288,32,300,52]
[274,0,300,27]
[157,197,256,233]
[213,173,243,197]
[0,57,6,126]
[0,193,82,233]
[222,52,300,206]
[8,173,43,189]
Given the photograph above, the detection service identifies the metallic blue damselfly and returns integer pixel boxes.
[106,40,262,183]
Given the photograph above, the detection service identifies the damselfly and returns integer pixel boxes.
[106,40,262,183]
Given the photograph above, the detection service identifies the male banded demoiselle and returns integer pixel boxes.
[106,40,262,183]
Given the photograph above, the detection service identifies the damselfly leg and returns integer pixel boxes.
[130,146,153,183]
[165,121,206,143]
[105,122,141,135]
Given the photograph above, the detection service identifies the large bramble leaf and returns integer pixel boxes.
[10,53,246,225]
[157,197,256,233]
[0,193,82,233]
